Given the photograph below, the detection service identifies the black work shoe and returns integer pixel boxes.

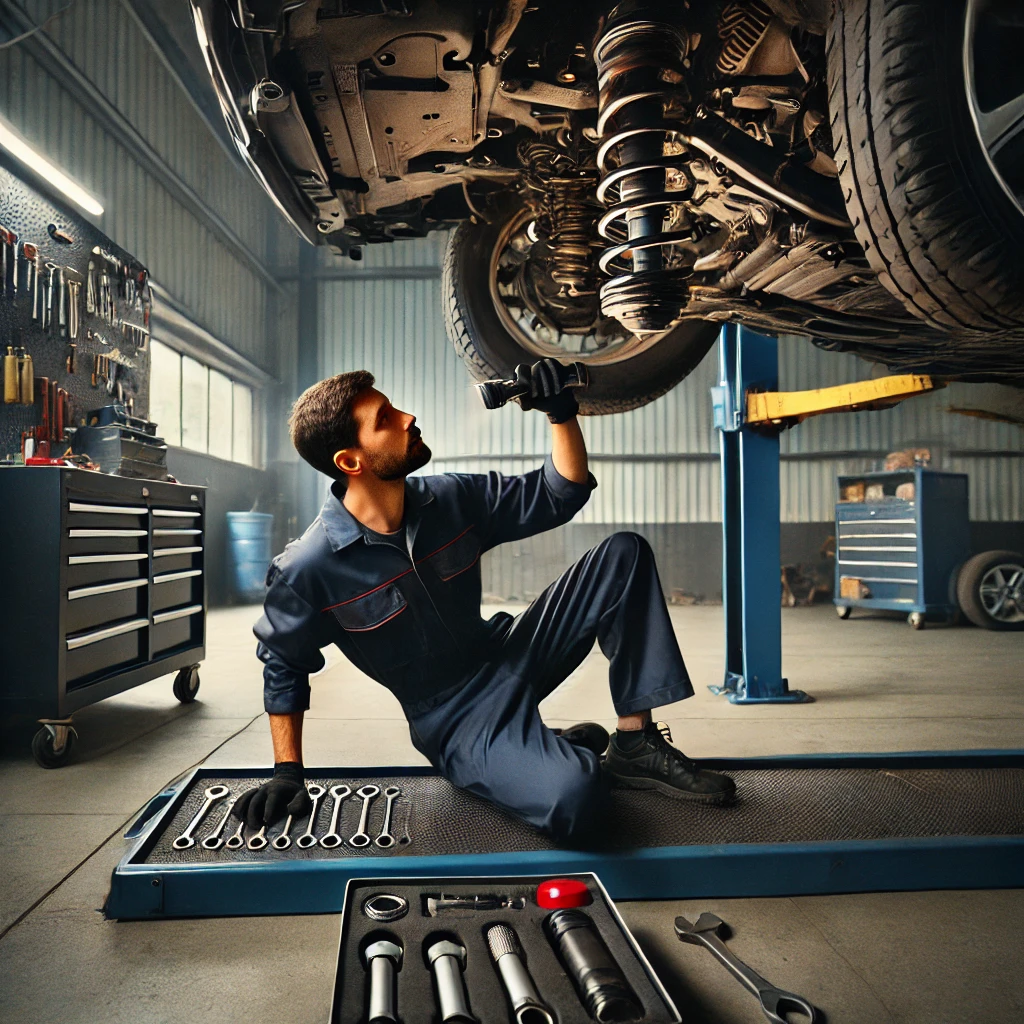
[604,722,736,805]
[553,722,610,758]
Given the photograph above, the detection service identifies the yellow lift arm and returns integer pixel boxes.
[745,374,941,427]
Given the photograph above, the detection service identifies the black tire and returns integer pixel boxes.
[442,215,720,415]
[173,665,201,703]
[956,549,1024,630]
[827,0,1024,333]
[836,604,852,619]
[32,726,76,768]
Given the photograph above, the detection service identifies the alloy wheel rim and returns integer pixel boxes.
[964,0,1024,218]
[978,562,1024,622]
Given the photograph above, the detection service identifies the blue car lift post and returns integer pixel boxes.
[711,325,811,704]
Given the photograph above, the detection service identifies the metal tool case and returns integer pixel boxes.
[0,467,206,761]
[834,467,970,626]
[332,875,680,1024]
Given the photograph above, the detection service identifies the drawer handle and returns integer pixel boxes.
[842,575,920,586]
[153,546,203,557]
[154,569,203,584]
[153,604,203,625]
[838,559,918,568]
[68,502,147,515]
[839,545,917,553]
[69,529,148,538]
[68,578,148,600]
[153,509,201,518]
[152,528,202,536]
[67,617,148,650]
[69,553,149,565]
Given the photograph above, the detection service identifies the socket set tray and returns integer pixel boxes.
[332,875,679,1024]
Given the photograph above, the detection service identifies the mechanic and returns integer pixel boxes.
[239,361,735,843]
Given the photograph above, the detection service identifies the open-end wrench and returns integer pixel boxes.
[172,785,230,850]
[247,825,269,850]
[296,783,326,849]
[674,913,818,1023]
[375,786,401,849]
[349,785,381,848]
[201,792,243,850]
[320,785,352,849]
[272,813,296,850]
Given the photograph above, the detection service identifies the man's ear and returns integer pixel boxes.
[333,449,362,477]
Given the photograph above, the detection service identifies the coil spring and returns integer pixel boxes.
[717,0,773,76]
[594,6,694,334]
[520,140,599,296]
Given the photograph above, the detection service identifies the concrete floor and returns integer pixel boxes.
[1,602,1022,1023]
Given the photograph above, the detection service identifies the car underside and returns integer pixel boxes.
[192,0,1024,410]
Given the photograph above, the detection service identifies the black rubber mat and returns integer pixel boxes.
[142,766,1024,865]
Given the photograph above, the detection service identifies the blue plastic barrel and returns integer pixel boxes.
[226,512,274,603]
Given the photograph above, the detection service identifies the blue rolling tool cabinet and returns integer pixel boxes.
[834,467,970,628]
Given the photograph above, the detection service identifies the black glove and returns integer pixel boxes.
[514,359,580,424]
[234,762,312,828]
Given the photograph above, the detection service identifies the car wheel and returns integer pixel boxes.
[442,206,720,415]
[827,0,1024,334]
[956,549,1024,629]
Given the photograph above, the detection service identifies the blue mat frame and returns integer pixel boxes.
[104,750,1024,920]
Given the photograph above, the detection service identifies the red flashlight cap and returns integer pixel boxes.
[535,877,593,909]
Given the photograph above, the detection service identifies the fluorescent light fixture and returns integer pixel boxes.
[0,115,104,217]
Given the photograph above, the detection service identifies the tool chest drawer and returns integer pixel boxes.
[152,605,203,655]
[0,468,206,719]
[151,570,202,613]
[67,552,150,588]
[66,619,147,686]
[65,580,147,634]
[66,500,149,530]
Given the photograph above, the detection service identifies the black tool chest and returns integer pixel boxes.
[0,467,206,752]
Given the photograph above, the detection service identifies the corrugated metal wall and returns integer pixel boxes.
[319,233,1023,526]
[0,0,285,371]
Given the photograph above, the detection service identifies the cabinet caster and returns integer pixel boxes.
[173,665,201,703]
[908,612,926,630]
[32,721,78,768]
[836,605,852,620]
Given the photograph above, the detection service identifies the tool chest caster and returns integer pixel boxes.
[31,721,78,769]
[173,665,201,703]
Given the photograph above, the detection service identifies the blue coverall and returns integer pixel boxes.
[254,457,694,839]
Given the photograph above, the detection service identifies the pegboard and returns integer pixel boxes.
[0,156,151,461]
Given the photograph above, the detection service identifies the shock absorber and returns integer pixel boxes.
[594,2,693,334]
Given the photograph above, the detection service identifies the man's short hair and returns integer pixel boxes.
[289,371,375,479]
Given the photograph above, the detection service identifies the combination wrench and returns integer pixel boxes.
[247,825,269,850]
[172,785,230,850]
[674,913,818,1023]
[225,816,247,851]
[320,785,352,849]
[375,786,401,849]
[272,812,296,850]
[349,785,381,848]
[201,792,243,850]
[296,784,326,849]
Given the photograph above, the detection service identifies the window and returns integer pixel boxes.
[148,339,257,465]
[149,340,181,445]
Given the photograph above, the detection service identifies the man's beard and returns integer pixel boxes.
[366,432,432,482]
